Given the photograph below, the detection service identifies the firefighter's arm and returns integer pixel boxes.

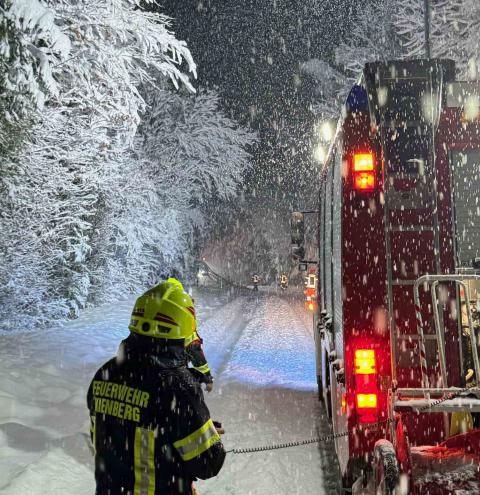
[185,333,213,384]
[173,387,225,479]
[187,343,213,384]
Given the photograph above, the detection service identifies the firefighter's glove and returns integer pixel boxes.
[213,421,225,435]
[203,372,214,392]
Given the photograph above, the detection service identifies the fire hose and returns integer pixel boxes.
[226,419,390,454]
[226,386,479,455]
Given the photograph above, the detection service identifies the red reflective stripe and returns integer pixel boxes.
[186,307,195,316]
[153,313,177,325]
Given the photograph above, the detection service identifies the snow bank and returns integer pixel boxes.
[1,449,94,495]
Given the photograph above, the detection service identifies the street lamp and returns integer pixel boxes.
[314,143,326,164]
[319,121,334,142]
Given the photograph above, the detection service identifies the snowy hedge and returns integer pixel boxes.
[0,0,255,331]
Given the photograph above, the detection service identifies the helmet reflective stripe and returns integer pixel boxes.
[153,312,177,325]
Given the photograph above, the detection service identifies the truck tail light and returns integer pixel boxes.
[354,349,376,375]
[356,393,378,423]
[353,152,375,191]
[356,393,377,409]
[354,347,379,423]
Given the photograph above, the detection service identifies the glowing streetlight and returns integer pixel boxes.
[314,143,326,164]
[319,121,334,142]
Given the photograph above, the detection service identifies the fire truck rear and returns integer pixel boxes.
[292,59,480,493]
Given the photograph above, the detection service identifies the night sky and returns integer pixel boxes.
[159,1,358,194]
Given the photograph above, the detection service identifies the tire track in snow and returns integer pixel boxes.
[218,293,317,390]
[198,292,339,495]
[196,295,254,380]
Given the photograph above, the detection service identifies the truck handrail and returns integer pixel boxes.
[413,274,480,399]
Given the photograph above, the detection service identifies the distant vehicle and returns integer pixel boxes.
[292,59,480,493]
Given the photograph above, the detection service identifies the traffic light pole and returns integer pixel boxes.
[291,210,319,267]
[300,211,317,266]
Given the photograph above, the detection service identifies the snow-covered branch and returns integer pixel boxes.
[0,0,254,331]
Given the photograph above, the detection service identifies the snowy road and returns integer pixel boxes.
[0,289,339,494]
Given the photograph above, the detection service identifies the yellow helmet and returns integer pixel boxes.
[129,281,195,340]
[166,277,184,291]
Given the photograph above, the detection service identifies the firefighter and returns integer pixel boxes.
[251,273,260,291]
[87,280,225,495]
[280,273,288,290]
[166,278,214,392]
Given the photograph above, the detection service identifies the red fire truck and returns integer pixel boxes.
[293,59,480,493]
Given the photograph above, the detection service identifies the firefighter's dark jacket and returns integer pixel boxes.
[87,333,226,495]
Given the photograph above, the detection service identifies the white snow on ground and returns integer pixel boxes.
[0,289,339,494]
[218,294,315,389]
[197,291,339,494]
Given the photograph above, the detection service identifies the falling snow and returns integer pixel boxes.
[1,0,480,494]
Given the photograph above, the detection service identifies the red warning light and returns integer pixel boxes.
[353,153,374,171]
[353,152,375,191]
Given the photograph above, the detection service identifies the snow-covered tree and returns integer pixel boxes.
[0,0,70,155]
[300,59,348,118]
[335,0,403,81]
[140,89,254,203]
[0,0,256,330]
[87,88,256,304]
[394,0,480,77]
[0,0,70,115]
[0,0,201,330]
